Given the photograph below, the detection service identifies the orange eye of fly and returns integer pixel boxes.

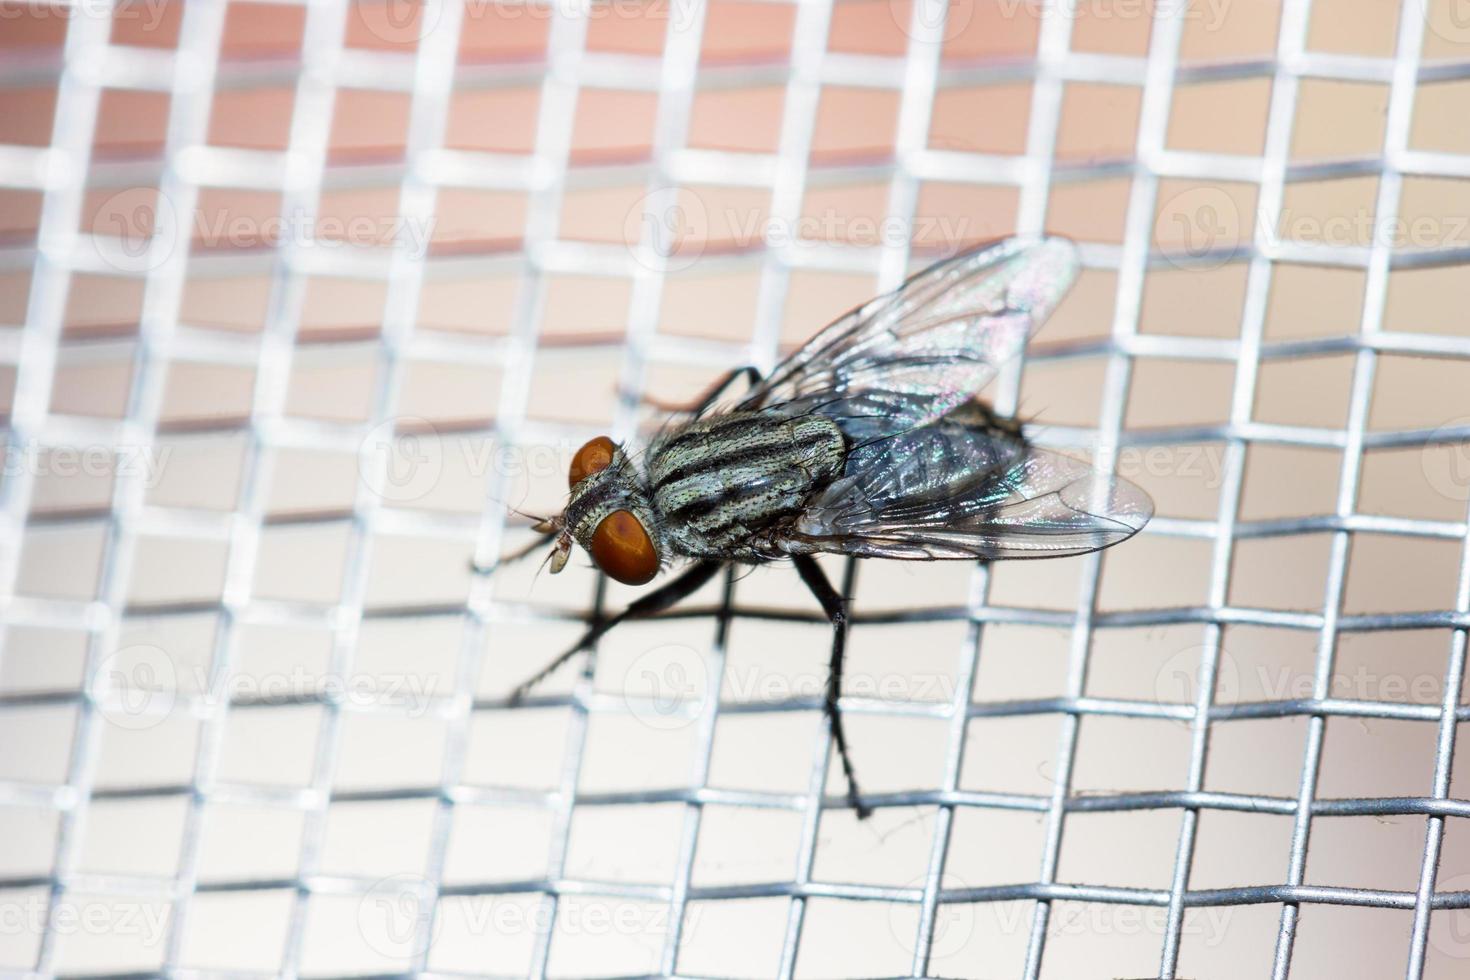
[568,436,616,488]
[590,510,658,586]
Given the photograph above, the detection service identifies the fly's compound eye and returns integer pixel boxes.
[569,436,616,488]
[590,510,658,585]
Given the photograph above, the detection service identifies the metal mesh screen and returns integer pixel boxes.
[4,0,1470,976]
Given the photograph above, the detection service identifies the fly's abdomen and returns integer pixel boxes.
[649,412,846,557]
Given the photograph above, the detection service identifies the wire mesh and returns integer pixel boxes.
[3,0,1470,976]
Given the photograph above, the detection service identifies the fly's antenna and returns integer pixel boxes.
[503,502,556,526]
[480,480,556,528]
[470,491,562,576]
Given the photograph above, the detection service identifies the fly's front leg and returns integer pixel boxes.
[508,559,725,702]
[470,527,556,575]
[792,554,872,819]
[635,365,763,417]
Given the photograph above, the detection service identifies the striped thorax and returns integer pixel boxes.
[647,411,847,560]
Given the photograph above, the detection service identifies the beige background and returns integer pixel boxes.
[3,0,1470,977]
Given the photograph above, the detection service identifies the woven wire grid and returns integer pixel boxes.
[4,0,1470,976]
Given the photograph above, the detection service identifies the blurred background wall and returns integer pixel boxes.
[2,0,1470,976]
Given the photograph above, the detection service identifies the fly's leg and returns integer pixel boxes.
[508,559,725,702]
[635,365,763,417]
[470,528,557,575]
[688,365,762,416]
[792,554,872,819]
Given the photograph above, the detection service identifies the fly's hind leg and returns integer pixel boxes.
[508,559,725,702]
[792,554,872,819]
[634,365,763,417]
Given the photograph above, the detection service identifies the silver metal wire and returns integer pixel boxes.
[4,0,1470,976]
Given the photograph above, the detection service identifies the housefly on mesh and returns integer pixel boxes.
[490,235,1153,818]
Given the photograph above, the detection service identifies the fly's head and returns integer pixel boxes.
[540,436,661,586]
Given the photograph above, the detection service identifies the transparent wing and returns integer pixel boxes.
[781,417,1153,561]
[736,236,1080,441]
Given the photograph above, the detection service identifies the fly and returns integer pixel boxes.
[492,235,1153,818]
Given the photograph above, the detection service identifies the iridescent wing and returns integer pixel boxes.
[673,234,1148,560]
[735,235,1080,444]
[781,412,1153,560]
